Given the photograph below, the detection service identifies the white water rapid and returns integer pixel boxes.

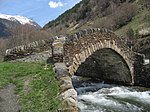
[73,78,150,112]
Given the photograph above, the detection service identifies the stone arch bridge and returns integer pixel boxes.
[5,28,144,86]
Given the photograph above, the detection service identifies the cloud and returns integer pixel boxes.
[48,1,64,8]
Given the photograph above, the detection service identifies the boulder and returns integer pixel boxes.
[139,28,150,37]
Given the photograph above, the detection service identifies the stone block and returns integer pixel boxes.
[59,76,73,93]
[54,63,69,78]
[61,89,77,100]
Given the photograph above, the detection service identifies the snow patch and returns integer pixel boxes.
[0,13,36,26]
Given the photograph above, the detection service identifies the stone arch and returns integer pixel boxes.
[63,28,135,84]
[67,40,134,84]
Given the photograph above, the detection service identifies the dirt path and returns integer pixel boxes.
[0,84,20,112]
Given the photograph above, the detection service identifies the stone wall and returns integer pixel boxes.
[134,53,150,87]
[54,63,78,112]
[4,39,53,61]
[10,50,52,63]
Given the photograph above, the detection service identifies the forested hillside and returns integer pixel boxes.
[44,0,138,35]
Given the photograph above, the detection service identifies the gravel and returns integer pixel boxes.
[0,84,21,112]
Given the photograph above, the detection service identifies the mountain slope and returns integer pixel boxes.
[0,14,41,38]
[0,18,20,38]
[0,13,40,27]
[43,0,137,35]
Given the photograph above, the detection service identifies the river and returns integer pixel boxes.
[72,77,150,112]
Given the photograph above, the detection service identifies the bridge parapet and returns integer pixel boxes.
[52,37,65,63]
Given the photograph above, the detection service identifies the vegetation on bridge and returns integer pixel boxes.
[0,62,60,112]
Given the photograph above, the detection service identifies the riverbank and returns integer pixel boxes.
[0,62,60,112]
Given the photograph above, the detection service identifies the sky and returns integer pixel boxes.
[0,0,81,27]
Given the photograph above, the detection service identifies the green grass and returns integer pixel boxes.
[0,62,60,112]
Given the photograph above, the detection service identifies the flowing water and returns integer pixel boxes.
[72,77,150,112]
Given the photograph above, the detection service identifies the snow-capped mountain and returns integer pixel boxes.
[0,13,39,27]
[0,14,41,38]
